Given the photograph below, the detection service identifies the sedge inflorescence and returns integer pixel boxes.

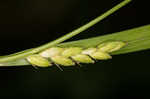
[26,41,126,68]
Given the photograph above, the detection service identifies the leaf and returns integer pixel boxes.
[1,24,150,66]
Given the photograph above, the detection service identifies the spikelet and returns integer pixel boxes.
[71,54,94,63]
[27,54,51,67]
[82,48,97,55]
[51,56,75,66]
[61,47,83,57]
[39,47,64,58]
[82,48,111,60]
[90,51,112,60]
[98,41,126,52]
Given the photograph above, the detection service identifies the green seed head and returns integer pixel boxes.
[61,47,83,57]
[90,51,112,60]
[27,55,51,67]
[51,56,75,66]
[98,41,126,52]
[40,47,64,58]
[72,54,94,64]
[82,48,97,55]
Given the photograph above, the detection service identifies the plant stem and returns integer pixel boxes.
[0,0,131,63]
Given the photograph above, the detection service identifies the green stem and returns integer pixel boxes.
[0,0,131,63]
[38,0,131,50]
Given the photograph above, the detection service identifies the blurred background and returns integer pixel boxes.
[0,0,150,99]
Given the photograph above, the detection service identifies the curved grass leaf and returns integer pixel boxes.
[1,24,150,66]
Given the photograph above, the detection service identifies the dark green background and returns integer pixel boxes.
[0,0,150,99]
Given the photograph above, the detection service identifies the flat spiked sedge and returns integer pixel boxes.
[26,41,126,67]
[0,0,134,68]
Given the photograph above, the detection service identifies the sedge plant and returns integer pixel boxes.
[0,0,150,67]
